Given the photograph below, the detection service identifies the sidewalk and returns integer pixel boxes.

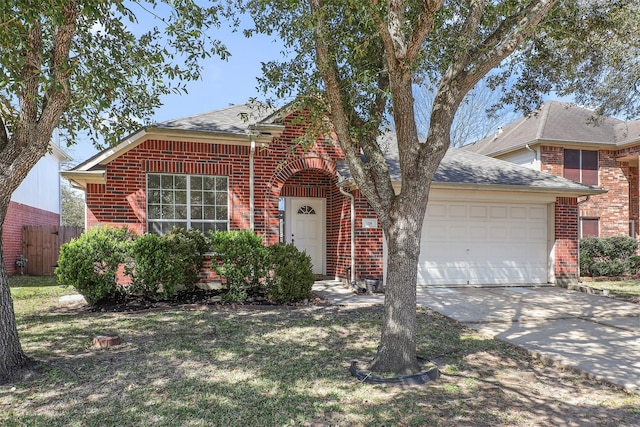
[312,280,640,393]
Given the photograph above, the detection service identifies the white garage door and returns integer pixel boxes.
[418,201,549,285]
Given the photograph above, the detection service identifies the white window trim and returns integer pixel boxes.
[146,173,229,234]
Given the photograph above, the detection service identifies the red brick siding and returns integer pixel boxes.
[541,146,630,237]
[87,112,352,278]
[3,201,60,275]
[354,191,384,281]
[555,197,579,283]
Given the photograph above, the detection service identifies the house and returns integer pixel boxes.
[463,101,640,239]
[4,142,71,274]
[63,103,601,286]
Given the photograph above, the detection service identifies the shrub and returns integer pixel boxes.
[266,243,315,304]
[580,236,638,277]
[627,255,640,275]
[209,230,268,302]
[128,228,207,300]
[56,226,131,305]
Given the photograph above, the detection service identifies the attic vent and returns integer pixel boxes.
[492,126,504,140]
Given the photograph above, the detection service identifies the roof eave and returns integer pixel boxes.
[429,181,607,197]
[486,138,622,158]
[60,170,106,190]
[73,126,275,172]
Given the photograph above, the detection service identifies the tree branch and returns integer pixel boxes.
[405,0,444,62]
[311,0,393,209]
[40,0,78,134]
[463,0,557,91]
[449,0,486,74]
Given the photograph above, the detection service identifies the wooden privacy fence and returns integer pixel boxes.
[22,225,84,276]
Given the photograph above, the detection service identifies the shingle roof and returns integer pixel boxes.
[156,103,276,135]
[463,101,640,156]
[337,140,602,195]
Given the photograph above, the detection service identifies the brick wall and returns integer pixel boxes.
[541,146,631,237]
[554,197,579,283]
[3,201,60,275]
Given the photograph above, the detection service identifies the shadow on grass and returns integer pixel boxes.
[2,305,639,426]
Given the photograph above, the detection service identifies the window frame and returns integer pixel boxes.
[564,149,598,186]
[146,173,229,235]
[579,217,599,238]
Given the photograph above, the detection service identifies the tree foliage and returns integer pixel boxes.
[0,0,228,381]
[496,0,639,119]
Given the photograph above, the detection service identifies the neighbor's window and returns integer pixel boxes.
[564,149,598,186]
[580,217,599,238]
[147,173,228,235]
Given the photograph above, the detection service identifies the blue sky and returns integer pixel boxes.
[68,11,284,163]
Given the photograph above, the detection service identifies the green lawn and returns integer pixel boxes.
[582,279,640,302]
[1,276,639,426]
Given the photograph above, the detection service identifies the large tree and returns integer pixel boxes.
[244,0,602,374]
[0,0,227,382]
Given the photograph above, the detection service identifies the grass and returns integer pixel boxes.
[581,279,640,302]
[1,276,639,426]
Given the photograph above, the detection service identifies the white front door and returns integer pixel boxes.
[285,197,325,275]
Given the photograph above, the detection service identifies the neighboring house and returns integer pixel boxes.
[4,142,71,274]
[63,103,600,286]
[464,101,640,239]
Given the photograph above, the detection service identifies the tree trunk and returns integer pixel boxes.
[368,193,430,375]
[0,222,28,382]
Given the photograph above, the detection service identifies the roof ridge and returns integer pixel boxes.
[157,103,253,124]
[535,102,552,140]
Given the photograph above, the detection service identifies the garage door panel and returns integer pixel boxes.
[417,201,548,286]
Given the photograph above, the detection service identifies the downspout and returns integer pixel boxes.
[247,129,259,230]
[250,139,256,230]
[339,185,356,284]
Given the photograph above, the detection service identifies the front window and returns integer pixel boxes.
[147,173,228,235]
[564,149,598,186]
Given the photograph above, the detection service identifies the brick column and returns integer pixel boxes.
[554,197,579,284]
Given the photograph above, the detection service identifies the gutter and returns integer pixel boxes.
[339,185,356,284]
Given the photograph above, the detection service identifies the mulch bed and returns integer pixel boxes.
[87,288,329,313]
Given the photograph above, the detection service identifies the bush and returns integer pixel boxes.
[56,226,131,305]
[580,236,638,277]
[266,243,315,304]
[128,228,207,300]
[209,230,268,302]
[627,255,640,275]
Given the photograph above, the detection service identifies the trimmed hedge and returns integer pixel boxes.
[209,230,269,302]
[267,243,316,304]
[56,226,131,305]
[580,236,639,277]
[58,227,315,305]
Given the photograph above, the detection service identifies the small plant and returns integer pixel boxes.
[56,226,131,305]
[209,230,268,302]
[128,228,207,300]
[266,243,315,304]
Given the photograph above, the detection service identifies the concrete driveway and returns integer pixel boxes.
[313,281,640,393]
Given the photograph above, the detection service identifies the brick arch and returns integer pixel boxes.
[262,155,338,245]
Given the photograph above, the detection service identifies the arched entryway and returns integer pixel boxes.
[264,156,343,277]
